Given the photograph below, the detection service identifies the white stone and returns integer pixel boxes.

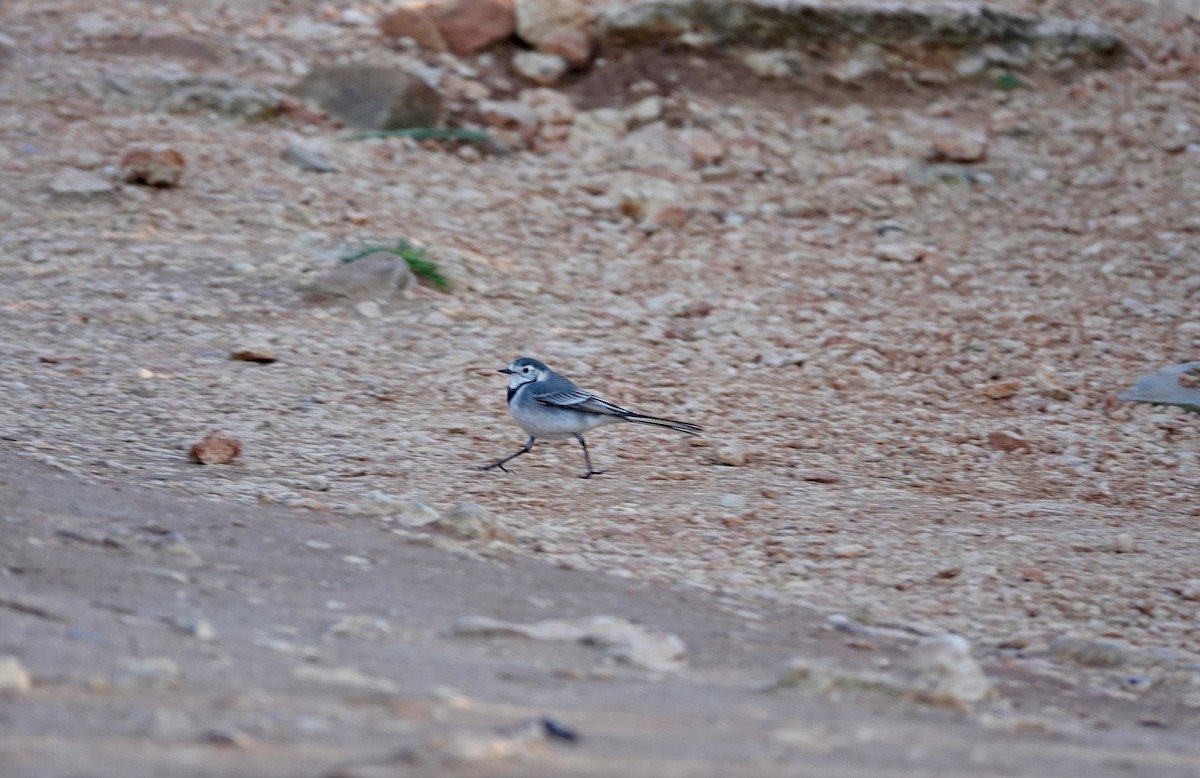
[515,0,587,49]
[0,656,31,694]
[49,167,113,196]
[451,614,686,672]
[910,634,991,704]
[830,44,883,83]
[512,51,568,86]
[569,108,628,148]
[740,50,797,79]
[625,95,663,127]
[354,300,382,319]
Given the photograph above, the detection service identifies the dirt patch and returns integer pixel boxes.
[97,35,223,64]
[563,43,1000,113]
[2,450,1199,777]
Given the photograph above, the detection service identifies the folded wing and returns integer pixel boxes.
[531,375,702,436]
[532,387,633,417]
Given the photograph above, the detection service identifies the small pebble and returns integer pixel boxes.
[987,431,1031,452]
[231,347,278,364]
[715,443,747,467]
[171,616,217,642]
[0,656,32,693]
[718,493,747,510]
[283,144,337,173]
[1112,532,1137,553]
[188,431,242,465]
[978,380,1022,399]
[1051,635,1132,668]
[798,469,841,484]
[119,143,186,187]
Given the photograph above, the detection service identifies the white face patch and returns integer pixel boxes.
[507,364,537,389]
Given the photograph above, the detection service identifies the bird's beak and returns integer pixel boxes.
[498,368,514,374]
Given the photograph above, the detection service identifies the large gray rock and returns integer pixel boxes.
[909,634,992,706]
[431,503,506,541]
[1051,635,1132,668]
[71,74,281,120]
[303,251,414,302]
[450,614,687,672]
[296,65,442,130]
[602,1,1126,72]
[1120,361,1200,414]
[48,167,114,197]
[158,77,280,119]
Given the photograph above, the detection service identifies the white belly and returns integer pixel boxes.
[510,401,622,440]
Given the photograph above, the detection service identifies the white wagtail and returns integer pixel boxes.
[479,357,702,479]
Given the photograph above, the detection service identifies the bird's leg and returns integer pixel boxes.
[478,436,535,474]
[574,434,605,479]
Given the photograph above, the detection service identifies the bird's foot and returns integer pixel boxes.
[477,462,512,474]
[579,469,606,479]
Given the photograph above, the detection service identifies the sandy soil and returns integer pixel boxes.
[3,449,1200,777]
[0,0,1198,774]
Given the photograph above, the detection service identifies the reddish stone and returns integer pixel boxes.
[538,27,592,67]
[188,431,242,464]
[642,203,689,231]
[377,5,448,52]
[680,128,723,166]
[230,348,277,364]
[986,430,1031,452]
[798,469,842,484]
[930,126,988,163]
[430,0,515,56]
[977,379,1021,399]
[118,143,185,187]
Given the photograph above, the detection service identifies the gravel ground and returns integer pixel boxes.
[1,0,1199,733]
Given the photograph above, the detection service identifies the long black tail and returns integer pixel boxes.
[624,413,702,437]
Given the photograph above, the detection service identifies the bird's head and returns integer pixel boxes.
[499,357,550,388]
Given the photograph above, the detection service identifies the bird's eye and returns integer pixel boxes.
[522,367,530,373]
